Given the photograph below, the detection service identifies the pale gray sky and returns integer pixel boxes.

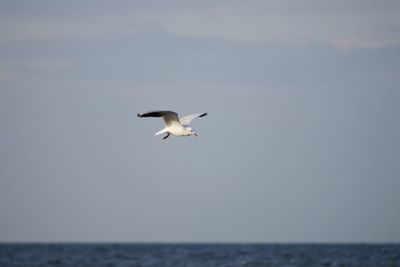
[1,0,400,242]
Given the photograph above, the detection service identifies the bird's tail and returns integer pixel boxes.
[154,128,168,136]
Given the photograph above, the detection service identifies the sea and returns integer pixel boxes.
[0,243,399,267]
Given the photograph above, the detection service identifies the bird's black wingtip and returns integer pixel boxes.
[200,112,208,117]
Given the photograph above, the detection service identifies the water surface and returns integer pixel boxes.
[1,243,399,267]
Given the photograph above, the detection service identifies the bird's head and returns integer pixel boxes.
[186,127,198,137]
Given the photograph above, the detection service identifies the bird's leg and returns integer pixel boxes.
[163,133,170,140]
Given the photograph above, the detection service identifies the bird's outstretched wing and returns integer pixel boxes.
[137,110,180,127]
[179,112,207,126]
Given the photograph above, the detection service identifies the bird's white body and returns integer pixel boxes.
[155,125,190,137]
[138,110,207,139]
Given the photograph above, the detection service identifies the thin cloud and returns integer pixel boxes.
[148,2,400,48]
[0,15,148,44]
[0,0,399,48]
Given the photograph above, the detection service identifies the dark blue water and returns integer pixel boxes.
[1,243,399,267]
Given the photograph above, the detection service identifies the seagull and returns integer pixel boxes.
[137,110,207,139]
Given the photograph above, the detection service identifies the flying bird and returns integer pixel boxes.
[137,110,208,139]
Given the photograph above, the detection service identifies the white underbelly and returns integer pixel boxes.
[168,125,188,136]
